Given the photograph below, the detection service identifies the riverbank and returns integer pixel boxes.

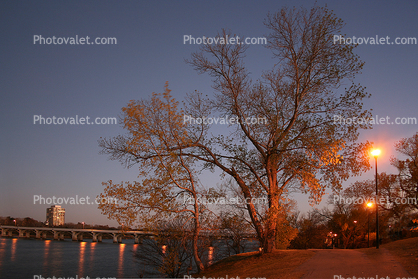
[194,237,418,279]
[194,249,315,279]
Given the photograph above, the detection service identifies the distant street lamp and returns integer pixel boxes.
[371,149,380,249]
[367,202,373,248]
[333,234,337,249]
[352,221,358,248]
[82,222,85,229]
[13,219,16,226]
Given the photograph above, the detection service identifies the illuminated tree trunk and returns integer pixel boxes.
[264,161,280,253]
[192,195,205,272]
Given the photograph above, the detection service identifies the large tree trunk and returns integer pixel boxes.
[193,199,205,273]
[192,228,204,272]
[263,161,280,253]
[264,198,279,253]
[233,173,267,251]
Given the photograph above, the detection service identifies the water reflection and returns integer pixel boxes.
[90,242,96,262]
[42,240,51,273]
[0,238,6,270]
[0,237,260,278]
[118,244,125,278]
[208,246,214,266]
[11,238,18,262]
[78,242,86,275]
[132,244,138,252]
[0,238,150,278]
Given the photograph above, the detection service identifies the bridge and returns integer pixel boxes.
[0,225,155,243]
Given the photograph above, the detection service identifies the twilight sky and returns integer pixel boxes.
[1,0,417,226]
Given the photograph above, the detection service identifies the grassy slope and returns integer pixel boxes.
[195,237,418,279]
[194,250,315,279]
[362,237,418,278]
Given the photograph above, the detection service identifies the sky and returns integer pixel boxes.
[1,0,417,227]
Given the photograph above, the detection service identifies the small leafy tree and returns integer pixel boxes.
[391,132,418,211]
[218,211,253,255]
[275,202,299,249]
[290,210,329,249]
[134,218,200,278]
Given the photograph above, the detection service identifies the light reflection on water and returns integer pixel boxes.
[89,241,96,263]
[118,243,125,278]
[78,241,86,275]
[42,240,51,273]
[0,239,6,271]
[0,237,260,278]
[0,237,141,278]
[10,238,17,262]
[208,246,214,266]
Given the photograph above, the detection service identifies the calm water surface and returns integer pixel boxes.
[0,237,143,279]
[0,237,259,279]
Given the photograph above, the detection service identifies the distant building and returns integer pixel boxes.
[46,205,65,226]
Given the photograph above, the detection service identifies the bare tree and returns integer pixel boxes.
[99,6,372,253]
[184,6,372,252]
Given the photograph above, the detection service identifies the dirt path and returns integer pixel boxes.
[297,248,414,279]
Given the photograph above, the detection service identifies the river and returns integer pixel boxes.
[0,237,259,279]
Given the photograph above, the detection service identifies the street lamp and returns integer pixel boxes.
[366,202,373,248]
[352,221,358,248]
[333,234,338,249]
[371,149,380,249]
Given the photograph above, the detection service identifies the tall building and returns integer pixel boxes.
[46,205,65,226]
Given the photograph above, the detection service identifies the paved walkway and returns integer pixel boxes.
[298,248,413,279]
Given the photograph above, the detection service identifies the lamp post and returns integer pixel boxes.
[367,202,373,248]
[371,149,381,249]
[353,221,357,248]
[334,234,338,249]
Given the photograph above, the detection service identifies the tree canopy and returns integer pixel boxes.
[98,5,372,253]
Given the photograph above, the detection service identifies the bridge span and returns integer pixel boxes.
[0,225,156,243]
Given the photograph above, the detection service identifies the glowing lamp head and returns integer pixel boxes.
[367,202,373,207]
[371,149,381,157]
